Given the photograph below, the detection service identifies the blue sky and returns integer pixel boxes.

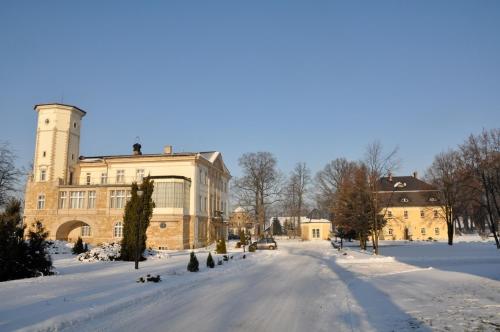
[1,1,499,179]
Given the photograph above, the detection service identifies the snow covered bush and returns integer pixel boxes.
[78,242,121,262]
[46,240,73,255]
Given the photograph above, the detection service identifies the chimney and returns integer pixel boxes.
[163,145,173,154]
[413,171,418,178]
[133,143,142,155]
[388,172,393,182]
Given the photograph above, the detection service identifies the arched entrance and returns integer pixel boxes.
[55,220,91,243]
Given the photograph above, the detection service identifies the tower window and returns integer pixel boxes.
[73,122,77,128]
[59,191,67,209]
[37,194,45,209]
[44,119,50,125]
[40,169,47,181]
[42,151,46,157]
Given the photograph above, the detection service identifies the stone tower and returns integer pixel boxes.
[32,104,86,185]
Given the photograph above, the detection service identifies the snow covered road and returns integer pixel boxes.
[1,240,499,331]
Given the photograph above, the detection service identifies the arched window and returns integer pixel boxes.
[114,222,123,238]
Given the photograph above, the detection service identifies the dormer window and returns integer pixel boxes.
[429,197,438,202]
[400,197,409,203]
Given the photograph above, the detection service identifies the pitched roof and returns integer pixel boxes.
[377,176,437,192]
[377,175,442,207]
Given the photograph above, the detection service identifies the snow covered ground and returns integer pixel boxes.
[0,239,499,331]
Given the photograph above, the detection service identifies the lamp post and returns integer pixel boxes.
[135,189,144,270]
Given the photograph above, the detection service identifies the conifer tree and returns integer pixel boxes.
[26,222,53,277]
[121,177,155,261]
[239,229,247,245]
[187,252,199,272]
[206,252,215,268]
[72,237,85,254]
[0,200,53,281]
[216,238,227,254]
[0,199,29,281]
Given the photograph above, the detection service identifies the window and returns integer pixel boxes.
[59,191,67,209]
[114,222,123,238]
[433,210,439,218]
[198,195,202,212]
[204,197,207,212]
[388,228,393,235]
[116,170,125,183]
[37,194,45,209]
[87,191,96,209]
[421,228,426,235]
[387,210,392,218]
[71,154,74,160]
[420,210,425,218]
[435,228,440,235]
[45,119,50,125]
[151,181,190,209]
[40,169,47,181]
[110,190,125,208]
[69,172,73,185]
[199,169,203,183]
[86,173,91,185]
[43,151,46,157]
[400,197,409,203]
[73,122,77,128]
[159,222,167,229]
[312,229,320,238]
[404,210,408,219]
[81,225,91,237]
[70,191,85,209]
[429,196,438,202]
[101,173,107,184]
[136,169,144,182]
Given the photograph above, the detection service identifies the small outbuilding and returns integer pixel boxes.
[301,219,332,241]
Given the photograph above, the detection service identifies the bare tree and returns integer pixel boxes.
[460,129,500,248]
[365,141,400,254]
[0,142,21,207]
[315,158,357,231]
[426,150,464,245]
[288,162,311,235]
[232,152,282,236]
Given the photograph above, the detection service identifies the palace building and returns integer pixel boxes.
[378,173,447,241]
[23,103,231,249]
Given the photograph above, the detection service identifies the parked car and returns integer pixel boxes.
[228,234,240,240]
[250,238,277,250]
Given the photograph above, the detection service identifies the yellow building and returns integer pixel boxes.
[378,174,447,241]
[301,219,332,241]
[228,207,254,236]
[24,103,231,250]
